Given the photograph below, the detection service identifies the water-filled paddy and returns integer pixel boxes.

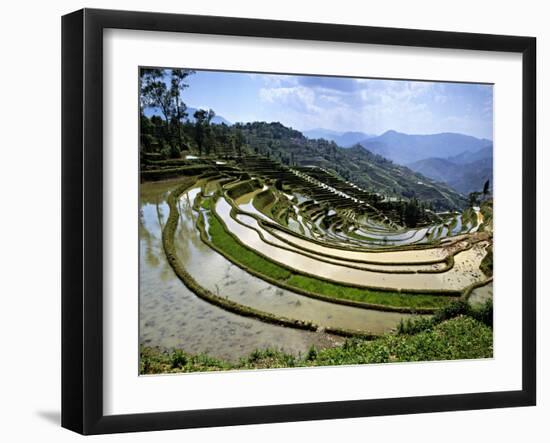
[139,174,492,365]
[139,179,426,361]
[140,180,345,361]
[215,197,488,291]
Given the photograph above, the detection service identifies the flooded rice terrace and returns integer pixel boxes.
[139,175,491,362]
[140,180,417,362]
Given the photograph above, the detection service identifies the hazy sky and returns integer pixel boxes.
[168,69,493,139]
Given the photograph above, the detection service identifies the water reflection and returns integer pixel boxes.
[139,179,344,362]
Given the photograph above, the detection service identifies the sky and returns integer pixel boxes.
[154,69,493,140]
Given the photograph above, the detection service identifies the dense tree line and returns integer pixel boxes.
[140,68,246,159]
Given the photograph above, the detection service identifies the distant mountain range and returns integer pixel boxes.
[407,146,493,195]
[302,128,493,196]
[303,129,376,147]
[359,130,492,165]
[143,106,231,125]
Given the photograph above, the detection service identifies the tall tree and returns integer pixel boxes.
[234,128,245,157]
[170,69,194,148]
[140,68,172,122]
[483,179,490,195]
[140,68,195,153]
[404,198,421,227]
[193,109,215,156]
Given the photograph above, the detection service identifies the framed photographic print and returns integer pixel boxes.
[61,8,536,435]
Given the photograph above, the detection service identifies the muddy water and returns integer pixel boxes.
[356,227,417,241]
[250,212,456,264]
[354,226,429,246]
[235,213,447,273]
[238,200,273,222]
[176,190,415,333]
[240,206,460,264]
[140,180,345,361]
[218,197,488,291]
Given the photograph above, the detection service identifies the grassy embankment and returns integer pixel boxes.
[479,200,493,276]
[140,310,493,374]
[204,206,454,311]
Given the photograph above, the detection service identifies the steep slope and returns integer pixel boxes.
[446,157,493,195]
[447,145,493,164]
[406,158,459,184]
[408,149,493,195]
[240,122,466,210]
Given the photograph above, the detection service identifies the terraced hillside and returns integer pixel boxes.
[140,120,467,211]
[139,153,493,371]
[238,122,467,211]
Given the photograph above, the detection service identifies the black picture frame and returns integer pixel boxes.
[62,8,536,435]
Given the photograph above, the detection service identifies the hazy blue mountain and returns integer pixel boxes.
[407,147,493,195]
[406,158,458,185]
[304,129,376,147]
[447,145,493,164]
[143,106,231,125]
[360,130,492,164]
[446,157,493,195]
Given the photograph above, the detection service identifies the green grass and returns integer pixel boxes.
[287,274,452,309]
[200,197,213,210]
[480,200,493,232]
[140,316,493,373]
[208,212,292,281]
[314,315,492,365]
[140,346,232,373]
[206,211,454,310]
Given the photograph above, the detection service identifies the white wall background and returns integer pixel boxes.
[0,0,546,441]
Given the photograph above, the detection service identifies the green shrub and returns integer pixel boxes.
[169,144,181,159]
[397,316,434,335]
[480,245,493,277]
[432,299,471,323]
[306,345,318,361]
[171,349,188,368]
[470,299,493,328]
[397,299,493,335]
